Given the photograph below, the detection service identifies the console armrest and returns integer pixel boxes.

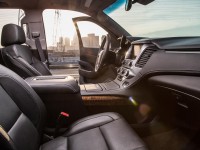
[25,75,87,128]
[25,75,80,94]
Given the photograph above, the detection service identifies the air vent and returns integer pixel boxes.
[135,47,157,68]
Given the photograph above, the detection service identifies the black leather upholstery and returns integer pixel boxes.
[1,24,51,78]
[0,65,46,150]
[25,75,80,94]
[41,113,147,150]
[1,24,26,47]
[0,48,4,65]
[0,65,147,150]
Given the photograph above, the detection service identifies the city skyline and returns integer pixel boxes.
[43,10,107,48]
[48,33,105,52]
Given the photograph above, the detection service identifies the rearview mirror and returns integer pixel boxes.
[125,0,133,11]
[125,0,154,11]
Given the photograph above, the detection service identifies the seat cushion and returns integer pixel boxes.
[40,112,147,150]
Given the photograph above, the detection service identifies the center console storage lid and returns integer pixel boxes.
[25,75,80,94]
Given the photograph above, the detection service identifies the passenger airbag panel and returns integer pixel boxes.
[149,75,200,129]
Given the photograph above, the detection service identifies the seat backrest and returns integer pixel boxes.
[1,24,51,78]
[0,65,46,150]
[0,48,5,65]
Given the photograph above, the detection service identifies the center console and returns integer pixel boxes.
[80,59,139,94]
[80,43,150,94]
[25,75,87,127]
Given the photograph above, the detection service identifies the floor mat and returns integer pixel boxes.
[143,128,196,150]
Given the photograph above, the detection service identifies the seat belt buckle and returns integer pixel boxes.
[54,112,69,137]
[60,112,69,118]
[32,32,40,39]
[57,111,69,126]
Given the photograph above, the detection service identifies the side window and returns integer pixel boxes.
[43,10,88,71]
[0,9,24,48]
[77,21,108,48]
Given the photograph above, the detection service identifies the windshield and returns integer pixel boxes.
[104,0,200,37]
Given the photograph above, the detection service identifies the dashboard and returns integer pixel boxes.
[82,36,200,129]
[112,36,200,129]
[82,37,200,92]
[114,37,200,88]
[82,37,200,94]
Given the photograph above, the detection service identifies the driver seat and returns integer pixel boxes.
[1,24,52,78]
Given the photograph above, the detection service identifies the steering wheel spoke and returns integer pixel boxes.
[95,34,111,72]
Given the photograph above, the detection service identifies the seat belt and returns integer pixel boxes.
[32,32,48,66]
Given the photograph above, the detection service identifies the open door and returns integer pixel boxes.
[73,16,117,84]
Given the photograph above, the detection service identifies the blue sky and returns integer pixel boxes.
[105,0,200,37]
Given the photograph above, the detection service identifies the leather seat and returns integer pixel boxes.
[41,112,147,150]
[0,65,147,150]
[1,24,52,78]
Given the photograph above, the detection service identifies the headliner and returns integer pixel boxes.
[0,0,116,13]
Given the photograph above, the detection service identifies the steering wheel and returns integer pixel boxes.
[95,34,111,72]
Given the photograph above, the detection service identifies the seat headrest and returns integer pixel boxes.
[1,24,26,46]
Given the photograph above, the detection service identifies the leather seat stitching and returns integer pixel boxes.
[5,53,39,76]
[16,57,42,75]
[4,109,22,132]
[68,114,117,129]
[8,113,22,132]
[0,74,44,129]
[4,51,42,76]
[65,118,121,137]
[99,126,110,149]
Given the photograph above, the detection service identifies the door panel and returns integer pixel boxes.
[73,17,109,66]
[73,17,113,83]
[80,47,99,67]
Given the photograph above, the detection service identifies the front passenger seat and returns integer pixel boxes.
[0,65,147,150]
[1,24,52,78]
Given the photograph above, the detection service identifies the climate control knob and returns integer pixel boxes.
[121,70,125,75]
[117,68,121,73]
[125,70,129,77]
[128,61,133,67]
